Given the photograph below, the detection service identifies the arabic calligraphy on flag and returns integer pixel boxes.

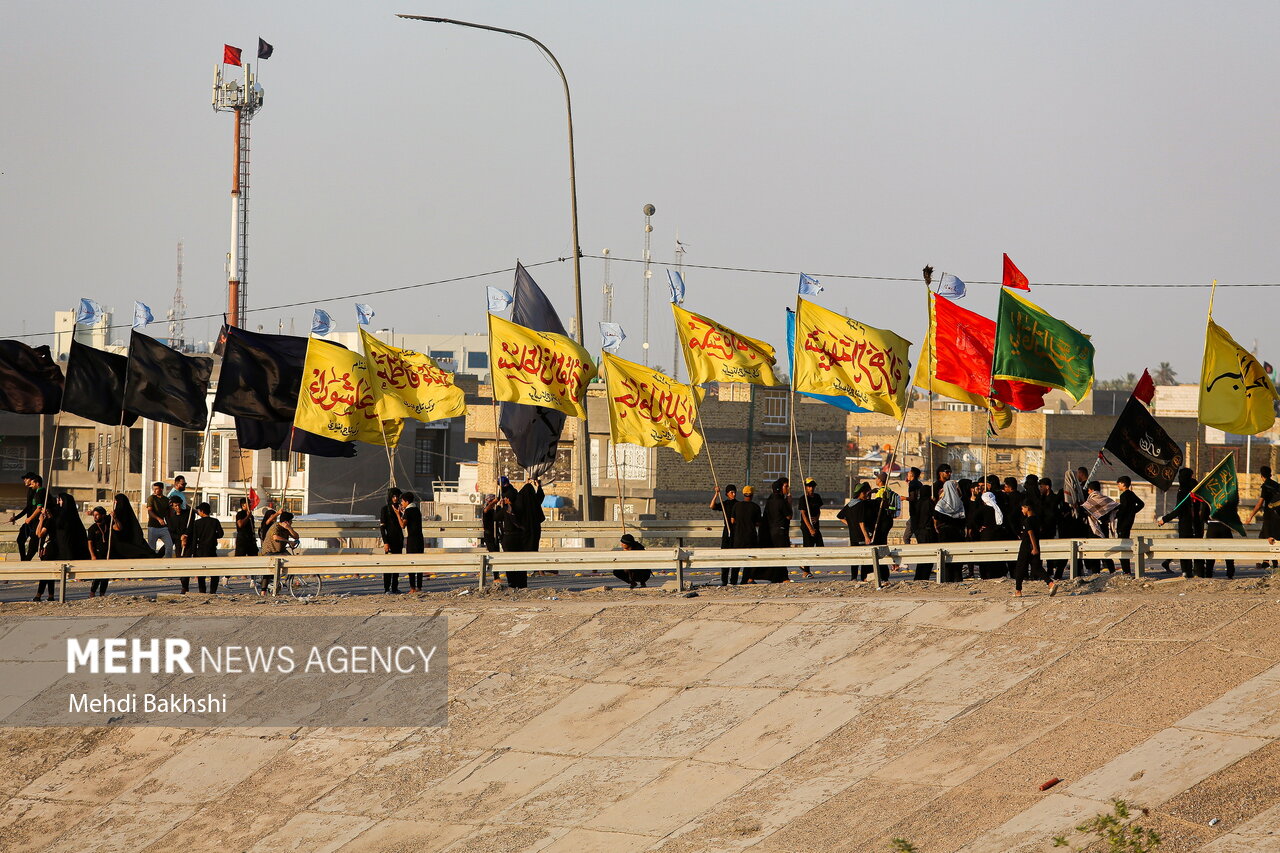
[488,313,597,419]
[792,298,912,418]
[293,336,403,446]
[360,329,467,425]
[991,288,1095,402]
[603,353,703,462]
[672,304,782,387]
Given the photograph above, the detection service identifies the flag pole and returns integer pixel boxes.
[695,408,732,540]
[610,441,627,539]
[923,268,936,477]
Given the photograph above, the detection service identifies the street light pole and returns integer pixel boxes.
[398,14,595,522]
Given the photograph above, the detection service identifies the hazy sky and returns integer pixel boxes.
[4,1,1277,385]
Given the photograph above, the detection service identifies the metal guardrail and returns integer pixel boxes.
[4,538,1277,601]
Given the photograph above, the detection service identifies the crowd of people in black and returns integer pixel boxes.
[704,463,1280,595]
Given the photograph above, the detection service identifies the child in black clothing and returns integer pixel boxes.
[1014,501,1057,598]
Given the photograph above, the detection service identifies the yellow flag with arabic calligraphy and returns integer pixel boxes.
[673,304,783,387]
[360,328,467,425]
[603,353,703,462]
[488,313,597,420]
[293,336,403,447]
[793,297,912,419]
[1199,318,1278,435]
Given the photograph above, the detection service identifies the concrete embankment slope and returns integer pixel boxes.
[2,579,1280,852]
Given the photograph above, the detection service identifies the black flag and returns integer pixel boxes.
[498,262,569,476]
[213,325,355,457]
[124,332,214,430]
[63,340,139,426]
[0,341,63,414]
[258,38,273,59]
[1103,395,1184,491]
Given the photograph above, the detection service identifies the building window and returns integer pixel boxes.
[759,442,788,481]
[181,431,202,471]
[208,433,222,472]
[429,350,456,367]
[129,428,142,474]
[761,391,788,427]
[466,351,488,370]
[415,430,446,480]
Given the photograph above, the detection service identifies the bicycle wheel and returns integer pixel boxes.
[287,573,322,599]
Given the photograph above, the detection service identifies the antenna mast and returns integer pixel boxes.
[168,240,187,350]
[212,56,264,328]
[601,248,613,323]
[641,204,655,365]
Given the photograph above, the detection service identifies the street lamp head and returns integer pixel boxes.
[643,204,656,216]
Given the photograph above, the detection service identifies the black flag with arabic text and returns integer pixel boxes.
[0,341,64,414]
[124,332,214,430]
[63,340,139,426]
[1103,395,1183,491]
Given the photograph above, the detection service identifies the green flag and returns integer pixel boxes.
[1171,452,1245,535]
[991,288,1095,402]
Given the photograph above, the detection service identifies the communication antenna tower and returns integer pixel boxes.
[601,248,613,323]
[168,240,187,350]
[212,57,264,327]
[641,204,655,365]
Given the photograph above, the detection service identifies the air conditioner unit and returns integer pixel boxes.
[61,448,81,461]
[468,492,481,504]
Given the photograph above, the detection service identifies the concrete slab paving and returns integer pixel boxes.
[582,759,764,836]
[701,621,881,688]
[590,686,783,759]
[245,811,376,853]
[333,818,474,852]
[496,681,680,756]
[798,622,978,696]
[118,731,292,803]
[594,618,779,686]
[693,689,866,769]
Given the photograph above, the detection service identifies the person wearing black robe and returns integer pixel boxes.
[756,477,792,583]
[518,480,546,552]
[52,493,90,589]
[731,486,762,582]
[167,496,189,555]
[1159,468,1204,578]
[1247,466,1280,570]
[379,488,404,594]
[31,501,58,600]
[798,478,823,579]
[401,491,426,591]
[612,533,652,588]
[481,492,500,553]
[710,485,739,585]
[496,485,527,588]
[86,505,111,596]
[108,494,156,560]
[931,475,968,582]
[976,488,1008,579]
[187,502,223,593]
[234,498,258,557]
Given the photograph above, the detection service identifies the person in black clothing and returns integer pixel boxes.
[1014,500,1057,597]
[612,533,651,588]
[504,479,546,589]
[234,497,258,557]
[977,486,1008,579]
[401,491,426,591]
[711,485,739,585]
[1158,468,1205,578]
[379,488,404,594]
[108,494,156,560]
[1114,476,1145,573]
[838,482,878,581]
[756,477,792,583]
[931,473,967,582]
[797,478,823,579]
[187,502,223,593]
[32,500,58,600]
[731,485,762,582]
[495,486,527,587]
[1247,466,1280,569]
[258,498,279,542]
[481,492,500,553]
[905,467,928,542]
[10,472,46,562]
[1037,478,1069,579]
[86,505,110,597]
[167,496,189,556]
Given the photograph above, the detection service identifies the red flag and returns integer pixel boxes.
[1002,253,1030,290]
[248,487,260,511]
[1132,368,1156,405]
[933,295,1048,410]
[223,44,243,66]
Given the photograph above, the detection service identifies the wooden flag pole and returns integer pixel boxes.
[923,267,936,477]
[695,408,732,539]
[610,441,627,539]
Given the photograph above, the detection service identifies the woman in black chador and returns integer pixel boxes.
[756,477,793,583]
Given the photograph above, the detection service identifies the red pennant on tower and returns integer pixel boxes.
[1002,253,1030,290]
[1132,369,1156,405]
[223,44,243,66]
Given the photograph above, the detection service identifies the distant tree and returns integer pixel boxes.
[1153,363,1177,385]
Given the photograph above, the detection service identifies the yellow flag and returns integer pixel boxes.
[488,313,597,419]
[603,353,704,462]
[294,337,403,447]
[911,299,1013,429]
[359,328,467,424]
[1200,318,1279,434]
[793,298,912,418]
[673,304,782,387]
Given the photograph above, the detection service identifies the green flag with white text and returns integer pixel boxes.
[1193,452,1245,535]
[991,288,1095,402]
